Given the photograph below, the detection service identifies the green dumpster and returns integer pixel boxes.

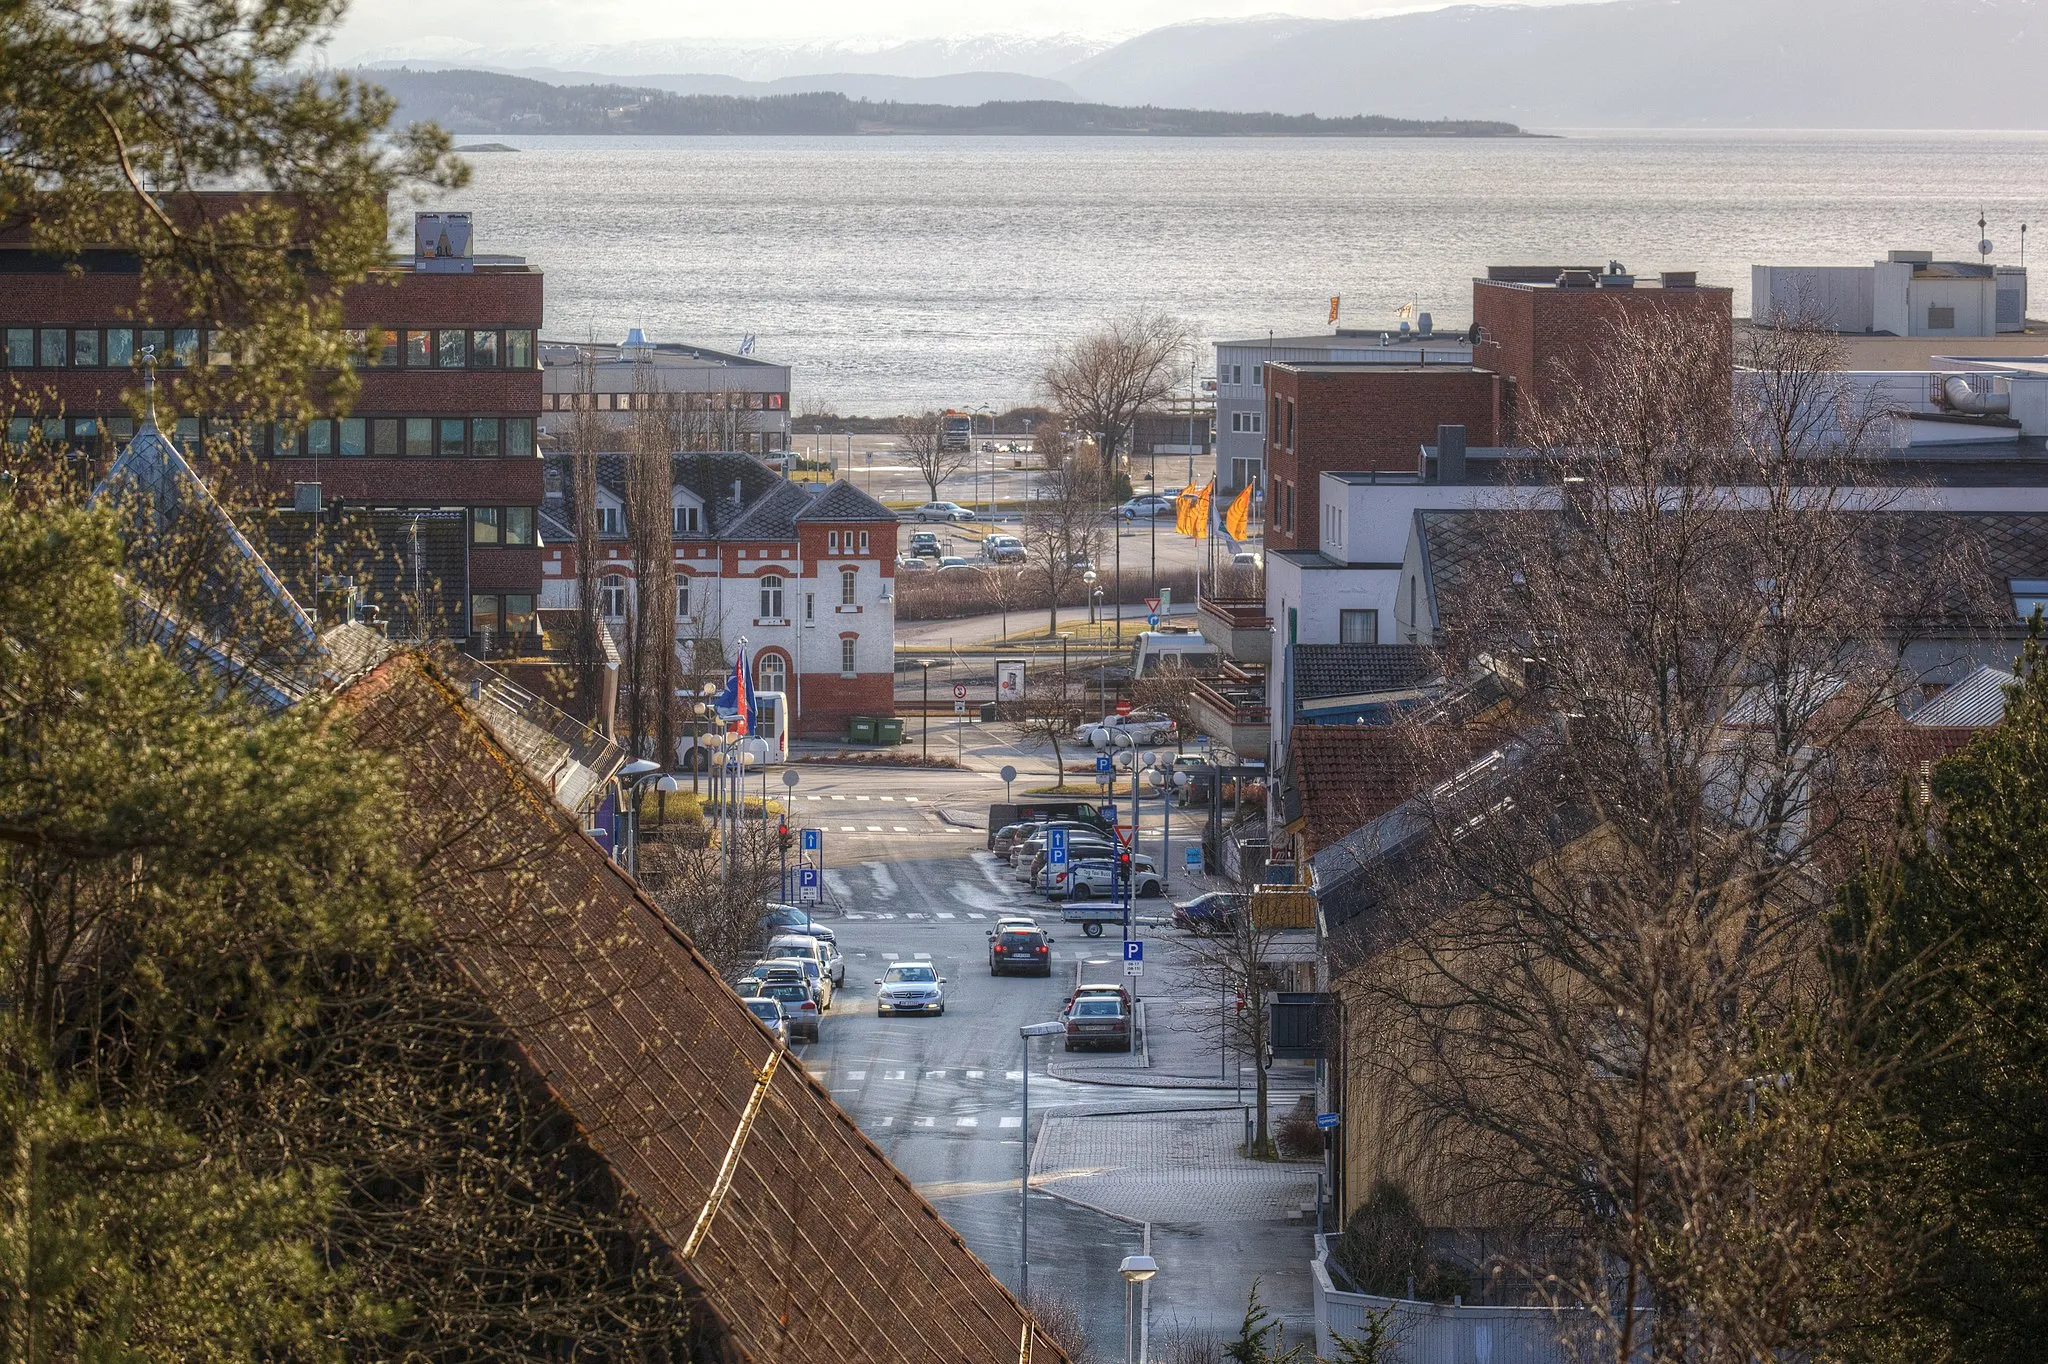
[980,702,998,723]
[876,717,905,745]
[848,716,877,744]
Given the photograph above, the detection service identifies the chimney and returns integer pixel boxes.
[1436,424,1467,483]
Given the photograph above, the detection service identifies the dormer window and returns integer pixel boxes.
[673,504,700,534]
[2012,578,2048,621]
[597,495,623,535]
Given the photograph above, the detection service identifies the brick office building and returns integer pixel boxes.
[0,201,544,646]
[1261,363,1509,554]
[539,454,898,742]
[1471,264,1733,436]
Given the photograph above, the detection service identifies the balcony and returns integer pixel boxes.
[1193,661,1271,757]
[1198,595,1274,666]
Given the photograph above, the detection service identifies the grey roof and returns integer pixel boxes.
[721,480,813,540]
[547,453,883,545]
[797,480,894,523]
[1911,664,2017,728]
[1294,644,1437,704]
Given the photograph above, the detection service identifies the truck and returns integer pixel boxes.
[1130,629,1222,679]
[940,410,973,452]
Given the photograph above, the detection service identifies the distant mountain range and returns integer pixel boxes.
[370,70,1525,138]
[359,0,2048,129]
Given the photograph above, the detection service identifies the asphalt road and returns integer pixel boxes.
[773,760,1268,1353]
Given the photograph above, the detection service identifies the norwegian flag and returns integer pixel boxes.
[714,651,754,735]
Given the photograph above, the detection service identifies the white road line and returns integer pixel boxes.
[968,912,986,919]
[936,912,956,920]
[879,795,895,802]
[845,913,867,919]
[831,1089,859,1094]
[868,862,899,897]
[904,796,921,803]
[1005,1071,1023,1080]
[913,1116,935,1128]
[877,912,898,919]
[856,795,871,802]
[1000,1116,1022,1128]
[913,952,932,960]
[965,1069,984,1079]
[841,825,857,832]
[884,1069,907,1080]
[867,825,882,831]
[907,912,927,920]
[882,951,900,960]
[830,794,847,801]
[894,826,909,832]
[806,794,822,801]
[926,1069,946,1079]
[877,1116,895,1127]
[956,1117,978,1127]
[846,1070,866,1080]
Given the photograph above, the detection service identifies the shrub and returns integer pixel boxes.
[1331,1182,1472,1303]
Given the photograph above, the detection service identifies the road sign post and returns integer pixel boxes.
[1047,829,1069,866]
[1095,754,1113,775]
[1123,940,1143,962]
[796,865,822,905]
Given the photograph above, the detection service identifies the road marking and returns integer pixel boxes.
[1006,1071,1023,1080]
[846,1070,866,1080]
[868,861,899,896]
[876,912,898,919]
[1000,1116,1022,1128]
[884,1069,907,1080]
[856,795,871,802]
[806,794,822,801]
[879,795,895,802]
[867,825,882,831]
[894,826,909,832]
[913,1116,935,1128]
[907,912,927,920]
[841,825,857,832]
[965,1069,984,1079]
[882,951,900,959]
[926,1069,946,1079]
[831,794,847,801]
[877,1116,894,1127]
[967,912,986,919]
[936,912,956,920]
[831,1089,859,1094]
[913,952,932,960]
[845,913,866,920]
[956,1117,979,1127]
[904,797,921,803]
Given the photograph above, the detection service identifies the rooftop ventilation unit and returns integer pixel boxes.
[1660,271,1698,289]
[414,212,473,274]
[623,327,654,359]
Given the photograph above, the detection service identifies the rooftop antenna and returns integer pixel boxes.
[2023,223,2029,269]
[1979,209,1992,263]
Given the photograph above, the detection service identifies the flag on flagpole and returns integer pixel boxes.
[1328,295,1341,324]
[714,650,755,734]
[1224,483,1252,543]
[1397,302,1415,320]
[1175,480,1204,536]
[1188,480,1214,541]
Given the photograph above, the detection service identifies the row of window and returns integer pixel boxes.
[1,326,536,371]
[470,593,538,643]
[472,507,538,546]
[1229,411,1264,434]
[545,389,785,411]
[3,413,536,460]
[596,569,864,623]
[1225,363,1264,388]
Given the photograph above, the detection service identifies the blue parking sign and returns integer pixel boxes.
[796,866,822,904]
[1104,803,1119,826]
[801,828,822,853]
[1047,828,1069,865]
[1095,754,1113,774]
[1123,939,1143,962]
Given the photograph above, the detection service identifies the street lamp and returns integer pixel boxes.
[917,659,938,760]
[1018,1020,1066,1301]
[619,763,680,876]
[1142,470,1158,600]
[1119,1255,1159,1364]
[1082,569,1099,625]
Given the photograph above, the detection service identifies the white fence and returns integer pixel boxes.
[1313,1236,1617,1364]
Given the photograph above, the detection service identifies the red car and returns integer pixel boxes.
[1064,995,1132,1052]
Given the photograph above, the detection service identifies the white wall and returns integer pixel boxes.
[1752,264,1875,331]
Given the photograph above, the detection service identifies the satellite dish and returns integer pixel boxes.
[1979,238,1995,257]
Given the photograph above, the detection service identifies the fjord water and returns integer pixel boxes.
[442,131,2048,413]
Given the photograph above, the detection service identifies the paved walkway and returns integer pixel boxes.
[1032,1108,1322,1228]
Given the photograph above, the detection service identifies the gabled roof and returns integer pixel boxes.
[339,653,1065,1363]
[1911,664,2017,728]
[796,479,895,523]
[721,479,813,540]
[1285,724,1436,857]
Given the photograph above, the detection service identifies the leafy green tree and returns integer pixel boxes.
[0,0,464,421]
[1834,633,2048,1361]
[0,480,407,1357]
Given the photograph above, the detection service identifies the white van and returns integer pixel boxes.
[678,689,790,768]
[1129,631,1221,679]
[768,932,845,988]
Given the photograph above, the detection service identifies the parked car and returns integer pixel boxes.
[1006,821,1101,865]
[988,923,1055,976]
[907,530,944,558]
[1014,830,1114,875]
[981,533,1027,564]
[1076,711,1176,748]
[1064,982,1134,1016]
[897,554,932,572]
[744,995,789,1043]
[1025,841,1118,893]
[769,933,845,988]
[1230,551,1264,569]
[935,556,982,574]
[758,905,835,942]
[1052,855,1162,901]
[754,956,831,1010]
[875,961,946,1016]
[1173,891,1248,935]
[1063,995,1133,1051]
[757,980,819,1040]
[1065,551,1095,573]
[913,501,976,522]
[1116,494,1177,520]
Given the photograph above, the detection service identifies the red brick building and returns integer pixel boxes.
[539,455,898,743]
[1471,265,1733,437]
[1262,363,1509,553]
[0,201,544,643]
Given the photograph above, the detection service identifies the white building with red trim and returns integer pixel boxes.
[538,451,897,740]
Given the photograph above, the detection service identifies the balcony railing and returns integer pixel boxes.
[1199,595,1272,631]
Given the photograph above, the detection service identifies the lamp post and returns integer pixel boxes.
[618,760,679,877]
[1143,471,1157,599]
[1018,1020,1065,1301]
[918,659,937,760]
[1119,1255,1159,1364]
[1083,569,1098,625]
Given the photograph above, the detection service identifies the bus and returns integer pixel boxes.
[677,690,790,769]
[940,411,973,452]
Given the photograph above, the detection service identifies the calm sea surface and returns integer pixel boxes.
[431,131,2048,413]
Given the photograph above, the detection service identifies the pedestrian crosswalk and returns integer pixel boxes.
[845,910,991,919]
[804,794,922,803]
[797,1063,1061,1139]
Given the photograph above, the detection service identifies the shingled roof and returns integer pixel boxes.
[340,653,1064,1364]
[1294,644,1436,705]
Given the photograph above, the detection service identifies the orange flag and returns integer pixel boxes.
[1175,481,1204,536]
[1188,480,1215,540]
[1224,483,1252,542]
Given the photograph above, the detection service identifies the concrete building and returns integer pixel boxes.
[0,202,545,647]
[1754,250,2028,337]
[538,332,792,456]
[538,453,897,741]
[1213,326,1473,497]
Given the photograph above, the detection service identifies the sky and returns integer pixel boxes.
[325,0,1571,65]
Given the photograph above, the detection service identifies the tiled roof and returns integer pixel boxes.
[1287,724,1436,857]
[721,480,813,540]
[551,450,788,543]
[340,654,1062,1364]
[797,480,895,523]
[1294,645,1436,704]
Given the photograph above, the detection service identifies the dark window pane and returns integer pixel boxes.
[405,330,431,367]
[472,506,502,544]
[470,330,498,366]
[505,506,535,545]
[5,330,31,366]
[6,417,28,442]
[173,417,199,453]
[470,416,499,457]
[404,418,432,457]
[273,423,299,457]
[72,330,98,366]
[439,417,465,456]
[339,418,365,457]
[372,418,399,456]
[306,420,333,457]
[438,329,466,367]
[105,329,133,366]
[503,594,535,638]
[41,418,63,443]
[137,330,165,366]
[372,328,398,367]
[469,595,499,638]
[39,329,65,367]
[504,330,532,368]
[171,328,198,367]
[505,417,532,457]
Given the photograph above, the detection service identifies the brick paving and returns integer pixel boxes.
[1031,1109,1322,1228]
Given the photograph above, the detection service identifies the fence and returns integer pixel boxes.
[1314,1236,1626,1364]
